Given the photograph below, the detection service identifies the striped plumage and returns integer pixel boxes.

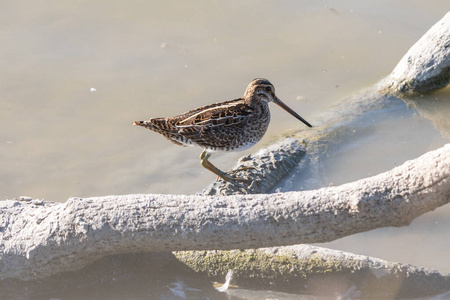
[133,78,312,181]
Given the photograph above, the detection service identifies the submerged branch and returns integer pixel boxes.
[176,244,450,298]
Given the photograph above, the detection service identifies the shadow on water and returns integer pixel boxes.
[0,253,234,300]
[0,252,367,300]
[279,86,450,192]
[4,251,446,300]
[404,87,450,139]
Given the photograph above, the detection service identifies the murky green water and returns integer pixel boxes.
[1,0,450,299]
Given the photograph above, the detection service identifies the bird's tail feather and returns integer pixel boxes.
[132,119,172,131]
[132,118,187,146]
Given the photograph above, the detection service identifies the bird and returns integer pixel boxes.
[132,78,312,182]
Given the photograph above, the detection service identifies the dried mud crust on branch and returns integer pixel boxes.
[200,138,307,195]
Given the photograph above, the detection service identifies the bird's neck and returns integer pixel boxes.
[244,94,268,108]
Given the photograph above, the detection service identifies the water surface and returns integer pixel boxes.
[1,1,450,299]
[2,0,448,201]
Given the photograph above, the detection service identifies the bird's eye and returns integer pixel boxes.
[265,86,271,92]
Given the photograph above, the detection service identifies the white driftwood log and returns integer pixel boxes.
[383,11,450,94]
[1,143,449,281]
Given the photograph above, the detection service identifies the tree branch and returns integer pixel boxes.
[382,11,450,94]
[1,143,449,281]
[176,245,450,298]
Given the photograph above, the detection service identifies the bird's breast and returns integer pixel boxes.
[210,103,271,152]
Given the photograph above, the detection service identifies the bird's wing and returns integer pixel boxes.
[173,99,253,147]
[175,99,253,130]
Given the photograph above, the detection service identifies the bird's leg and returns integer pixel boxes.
[199,150,250,182]
[200,150,232,181]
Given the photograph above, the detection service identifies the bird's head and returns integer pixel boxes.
[243,78,313,128]
[244,78,277,104]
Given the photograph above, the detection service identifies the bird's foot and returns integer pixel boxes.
[235,165,255,172]
[200,150,253,184]
[216,170,253,183]
[224,165,255,181]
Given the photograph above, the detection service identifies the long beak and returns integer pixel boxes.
[273,97,312,127]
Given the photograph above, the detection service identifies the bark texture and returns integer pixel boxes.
[1,143,449,281]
